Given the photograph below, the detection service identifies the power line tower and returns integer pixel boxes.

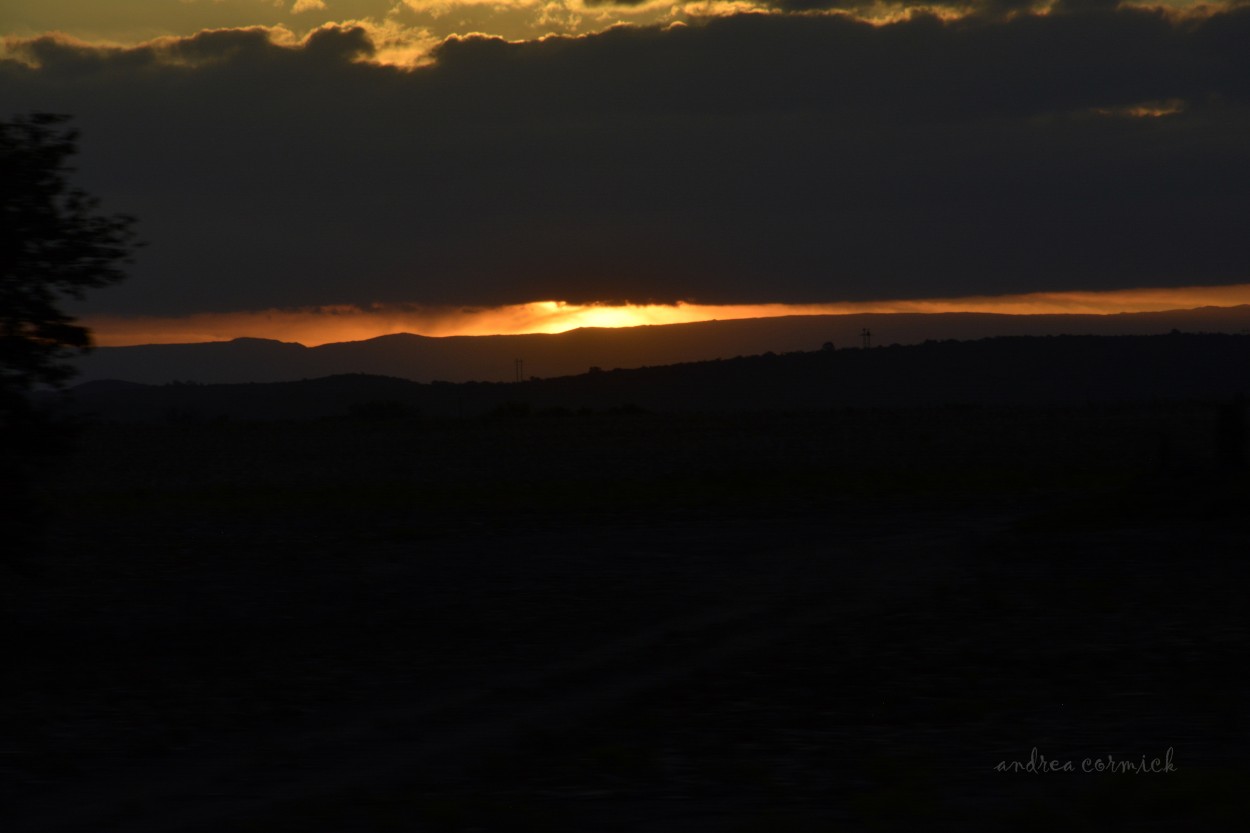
[514,358,524,383]
[861,328,872,349]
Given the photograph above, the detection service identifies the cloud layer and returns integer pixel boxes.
[4,7,1250,316]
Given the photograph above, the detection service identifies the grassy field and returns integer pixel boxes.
[4,402,1249,831]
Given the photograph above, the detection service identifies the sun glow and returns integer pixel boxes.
[1091,99,1187,118]
[84,283,1250,347]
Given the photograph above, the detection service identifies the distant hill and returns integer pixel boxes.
[70,305,1250,386]
[50,332,1250,422]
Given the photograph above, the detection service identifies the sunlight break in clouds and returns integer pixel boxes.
[83,284,1250,347]
[0,0,1236,59]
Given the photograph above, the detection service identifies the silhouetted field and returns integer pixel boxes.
[53,332,1250,421]
[6,381,1250,829]
[71,306,1250,386]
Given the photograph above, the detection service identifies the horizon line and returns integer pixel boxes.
[84,284,1250,348]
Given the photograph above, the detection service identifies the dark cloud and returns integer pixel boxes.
[755,0,1125,15]
[3,9,1250,315]
[1051,0,1123,13]
[580,0,653,7]
[301,24,377,62]
[756,0,1045,14]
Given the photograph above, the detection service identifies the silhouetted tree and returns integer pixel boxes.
[2,113,137,419]
[2,113,137,564]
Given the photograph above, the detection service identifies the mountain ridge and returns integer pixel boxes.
[54,331,1250,423]
[73,305,1250,386]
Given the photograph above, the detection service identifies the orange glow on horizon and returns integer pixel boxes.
[84,283,1250,348]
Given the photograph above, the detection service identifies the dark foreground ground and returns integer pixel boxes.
[4,403,1249,831]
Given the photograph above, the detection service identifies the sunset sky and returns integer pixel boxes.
[4,1,1249,345]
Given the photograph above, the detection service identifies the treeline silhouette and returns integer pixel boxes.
[48,333,1250,423]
